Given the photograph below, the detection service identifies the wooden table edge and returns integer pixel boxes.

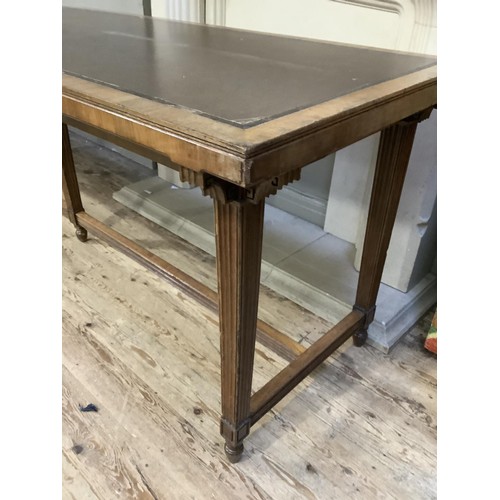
[63,65,436,187]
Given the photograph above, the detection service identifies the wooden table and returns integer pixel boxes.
[62,8,437,463]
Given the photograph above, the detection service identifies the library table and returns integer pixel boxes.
[62,7,437,462]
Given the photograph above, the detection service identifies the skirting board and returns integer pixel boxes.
[113,176,436,352]
[267,185,328,228]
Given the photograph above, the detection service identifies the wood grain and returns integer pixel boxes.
[75,209,303,362]
[63,211,436,498]
[62,137,436,498]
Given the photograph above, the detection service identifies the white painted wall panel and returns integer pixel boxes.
[225,0,399,49]
[62,0,144,15]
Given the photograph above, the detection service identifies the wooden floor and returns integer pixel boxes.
[62,133,437,500]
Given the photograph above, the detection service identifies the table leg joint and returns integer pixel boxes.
[178,166,301,204]
[250,310,364,424]
[220,417,251,445]
[353,304,376,329]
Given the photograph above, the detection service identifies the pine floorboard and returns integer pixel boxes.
[62,133,437,499]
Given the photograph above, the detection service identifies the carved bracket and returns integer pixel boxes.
[179,167,301,205]
[399,107,434,126]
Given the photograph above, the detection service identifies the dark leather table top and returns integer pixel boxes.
[62,8,436,128]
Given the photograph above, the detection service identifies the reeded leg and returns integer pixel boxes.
[353,110,433,345]
[211,184,265,463]
[62,123,87,241]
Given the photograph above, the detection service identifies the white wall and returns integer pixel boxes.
[225,0,399,49]
[62,0,144,15]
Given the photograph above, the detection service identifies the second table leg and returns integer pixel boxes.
[353,110,432,345]
[62,123,88,242]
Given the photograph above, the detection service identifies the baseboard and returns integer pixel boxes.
[267,186,328,228]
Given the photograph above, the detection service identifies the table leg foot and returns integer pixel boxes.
[224,442,244,463]
[76,226,88,242]
[353,328,368,347]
